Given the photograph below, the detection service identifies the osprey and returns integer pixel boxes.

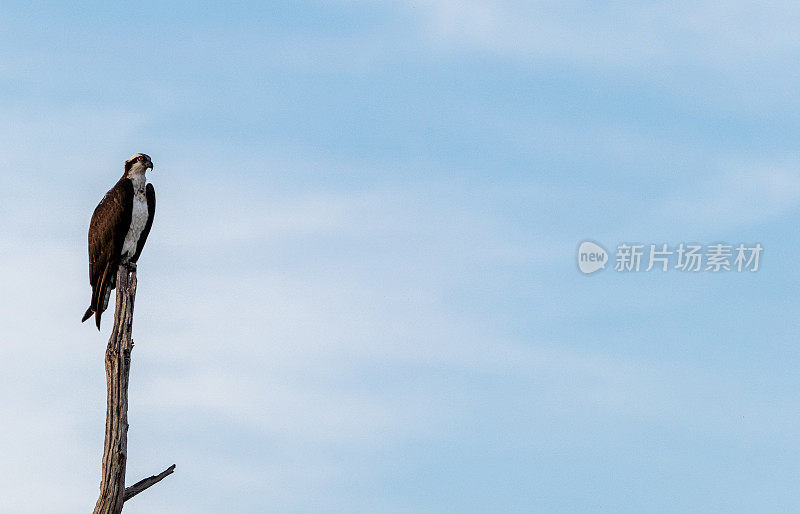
[82,153,156,330]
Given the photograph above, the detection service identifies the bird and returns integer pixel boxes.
[82,153,156,330]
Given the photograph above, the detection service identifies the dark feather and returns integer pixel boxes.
[82,177,134,329]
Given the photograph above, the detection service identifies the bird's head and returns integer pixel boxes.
[124,153,153,176]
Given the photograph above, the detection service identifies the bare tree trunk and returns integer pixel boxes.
[93,266,174,514]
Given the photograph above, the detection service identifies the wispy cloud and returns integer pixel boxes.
[4,2,800,511]
[394,0,800,68]
[654,163,800,232]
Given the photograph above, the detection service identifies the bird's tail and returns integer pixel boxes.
[94,298,104,331]
[81,282,99,325]
[81,287,101,330]
[82,263,114,331]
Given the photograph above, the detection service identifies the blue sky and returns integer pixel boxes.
[2,1,800,512]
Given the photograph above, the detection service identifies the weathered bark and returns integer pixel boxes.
[124,464,176,501]
[93,265,174,514]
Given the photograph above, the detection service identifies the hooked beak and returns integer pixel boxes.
[146,160,154,170]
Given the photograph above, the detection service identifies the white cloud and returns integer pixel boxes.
[1,174,798,511]
[655,164,800,232]
[398,0,800,69]
[1,88,798,509]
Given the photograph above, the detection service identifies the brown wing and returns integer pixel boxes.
[130,183,155,263]
[87,178,133,323]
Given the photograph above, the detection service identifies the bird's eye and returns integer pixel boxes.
[138,156,145,162]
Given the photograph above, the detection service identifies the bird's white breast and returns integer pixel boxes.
[122,177,149,261]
